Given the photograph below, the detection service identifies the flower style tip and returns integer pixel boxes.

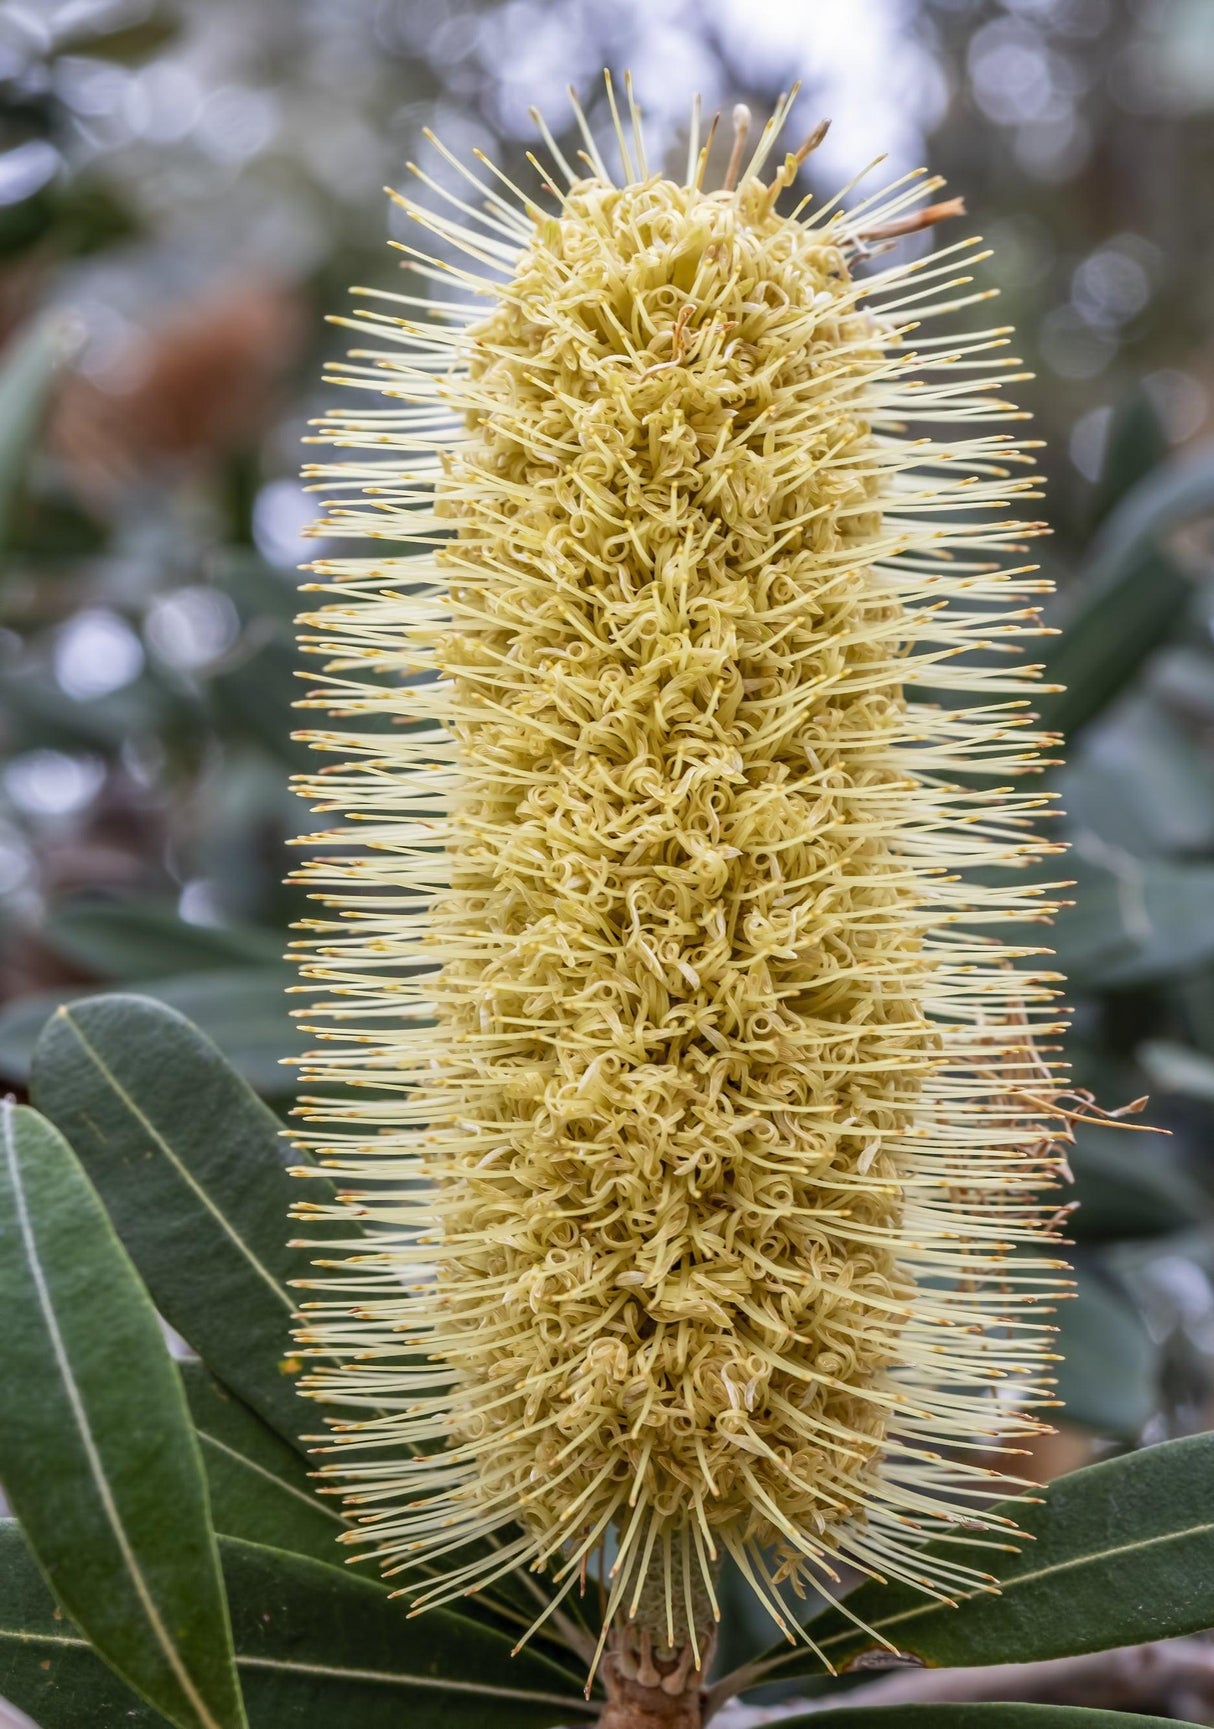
[289,72,1093,1684]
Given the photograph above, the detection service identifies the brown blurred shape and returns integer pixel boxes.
[50,279,306,501]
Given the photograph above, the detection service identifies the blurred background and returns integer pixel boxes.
[1,0,1214,1576]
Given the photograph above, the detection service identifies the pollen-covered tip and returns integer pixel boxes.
[290,72,1086,1683]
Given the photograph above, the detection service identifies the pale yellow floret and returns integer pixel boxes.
[288,77,1094,1675]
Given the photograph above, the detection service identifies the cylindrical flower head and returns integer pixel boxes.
[291,79,1085,1679]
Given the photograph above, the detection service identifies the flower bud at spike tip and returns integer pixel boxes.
[289,73,1100,1690]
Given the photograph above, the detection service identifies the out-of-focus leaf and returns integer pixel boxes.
[0,667,196,755]
[42,897,284,982]
[53,14,180,63]
[0,966,297,1094]
[0,315,74,555]
[0,1104,246,1729]
[1150,643,1214,726]
[1060,697,1214,856]
[741,1433,1214,1686]
[1051,851,1214,989]
[180,1364,346,1567]
[0,1525,592,1729]
[1053,1257,1156,1437]
[31,994,316,1450]
[1139,1038,1214,1101]
[209,633,309,767]
[1037,438,1214,739]
[1090,387,1169,527]
[781,1708,1190,1729]
[1069,1121,1208,1242]
[213,552,301,627]
[1038,547,1190,740]
[1082,435,1214,581]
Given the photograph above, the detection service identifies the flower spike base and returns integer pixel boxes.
[290,76,1093,1724]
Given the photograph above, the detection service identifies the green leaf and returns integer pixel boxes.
[31,994,317,1451]
[1139,1037,1214,1101]
[0,1519,165,1727]
[747,1432,1214,1685]
[0,1526,593,1729]
[1068,1121,1207,1242]
[181,1364,346,1568]
[780,1708,1194,1729]
[1053,1258,1156,1438]
[52,13,180,62]
[0,966,297,1095]
[1090,385,1169,527]
[1060,697,1214,858]
[1038,548,1190,741]
[0,1104,246,1729]
[1084,435,1214,581]
[222,1538,593,1726]
[1039,437,1214,739]
[0,314,73,556]
[1052,852,1214,989]
[42,898,284,983]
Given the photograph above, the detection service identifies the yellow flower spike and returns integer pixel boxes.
[290,75,1089,1715]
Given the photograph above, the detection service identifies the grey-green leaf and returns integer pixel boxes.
[181,1364,346,1568]
[780,1707,1196,1729]
[0,1519,167,1726]
[1068,1120,1207,1242]
[747,1433,1214,1685]
[0,967,297,1096]
[0,1524,593,1728]
[1052,853,1214,989]
[31,993,318,1451]
[1038,436,1214,740]
[0,1104,246,1729]
[222,1538,594,1727]
[1053,1259,1156,1439]
[0,314,73,555]
[42,898,285,983]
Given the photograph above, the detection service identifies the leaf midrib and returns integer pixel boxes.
[54,1008,292,1312]
[805,1516,1214,1662]
[1,1104,228,1729]
[196,1431,346,1527]
[0,1626,595,1713]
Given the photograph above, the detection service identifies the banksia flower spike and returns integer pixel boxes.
[289,75,1105,1719]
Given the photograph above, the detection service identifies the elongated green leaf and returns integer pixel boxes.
[1052,853,1214,989]
[1061,697,1214,857]
[0,1104,245,1729]
[1038,548,1190,741]
[180,1364,346,1568]
[224,1538,593,1726]
[1039,437,1214,740]
[1085,435,1214,582]
[31,994,316,1450]
[1090,385,1169,527]
[746,1433,1214,1686]
[43,898,284,983]
[1139,1037,1214,1102]
[0,314,73,555]
[53,12,179,62]
[1053,1258,1156,1438]
[0,1526,593,1729]
[781,1708,1193,1729]
[179,1360,586,1672]
[0,967,297,1095]
[1069,1121,1206,1242]
[0,1519,167,1726]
